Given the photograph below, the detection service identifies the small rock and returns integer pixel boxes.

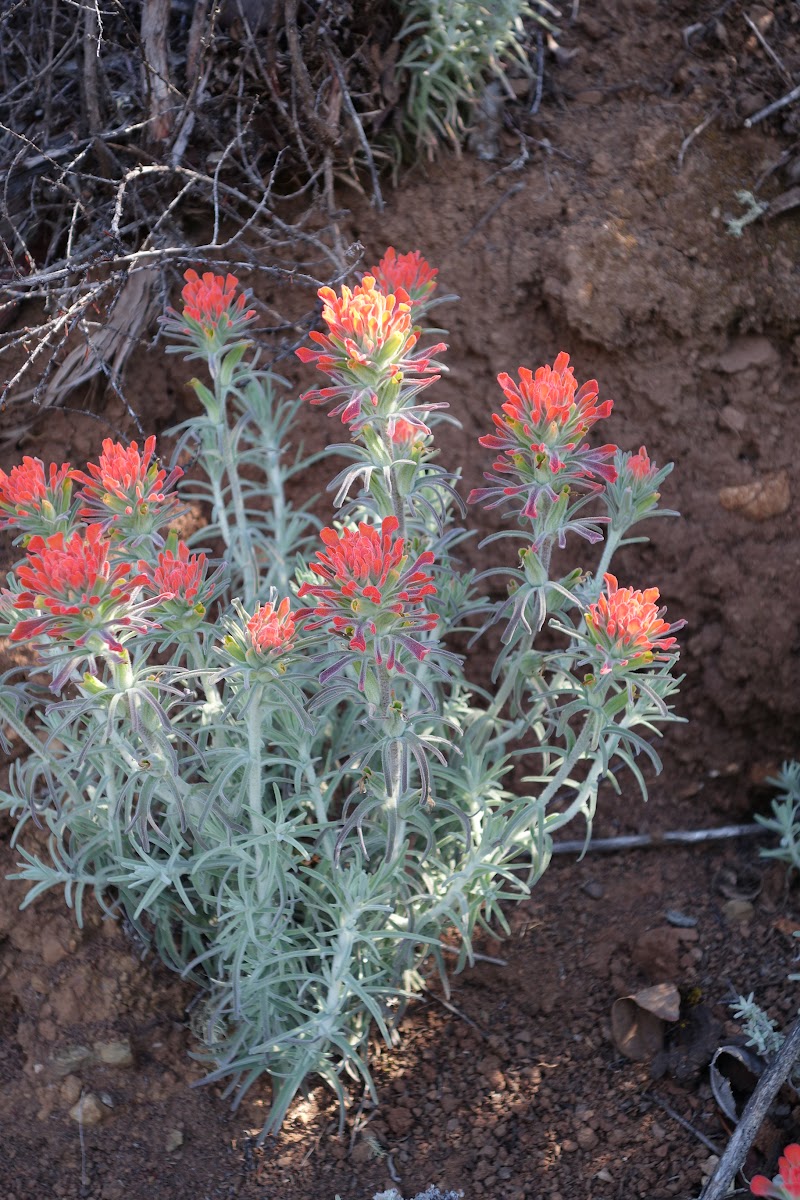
[719,472,790,521]
[632,927,684,981]
[386,1105,414,1136]
[665,909,698,928]
[576,1126,598,1150]
[69,1093,106,1126]
[60,1075,82,1105]
[39,930,69,967]
[49,1045,93,1079]
[595,1168,614,1182]
[94,1038,133,1068]
[715,336,779,373]
[717,406,747,434]
[574,90,605,105]
[581,880,605,900]
[349,1140,373,1165]
[723,899,754,923]
[561,1138,579,1153]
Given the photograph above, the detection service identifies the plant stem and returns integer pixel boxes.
[592,525,623,594]
[207,354,259,605]
[247,685,268,904]
[380,664,405,864]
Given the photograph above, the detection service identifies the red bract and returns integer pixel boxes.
[585,572,684,674]
[0,456,74,533]
[73,436,182,536]
[298,515,437,663]
[8,524,148,651]
[247,597,297,655]
[295,277,446,432]
[181,269,256,331]
[627,445,654,479]
[751,1144,800,1199]
[469,352,618,519]
[137,541,214,627]
[367,248,438,305]
[388,415,428,448]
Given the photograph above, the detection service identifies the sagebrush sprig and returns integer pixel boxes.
[0,247,685,1137]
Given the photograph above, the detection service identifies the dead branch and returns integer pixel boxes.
[699,1017,800,1200]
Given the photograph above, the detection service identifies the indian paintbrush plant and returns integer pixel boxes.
[0,252,685,1136]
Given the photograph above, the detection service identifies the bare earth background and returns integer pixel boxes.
[2,2,800,1198]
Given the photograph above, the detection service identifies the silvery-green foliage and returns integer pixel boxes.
[756,761,800,873]
[394,0,558,157]
[730,993,800,1092]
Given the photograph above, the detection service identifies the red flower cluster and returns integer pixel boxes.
[0,456,74,534]
[367,248,438,306]
[136,540,214,628]
[247,596,297,656]
[470,352,618,520]
[181,269,256,332]
[7,524,147,651]
[73,436,182,536]
[296,275,446,433]
[751,1144,800,1199]
[142,541,207,603]
[585,573,684,674]
[298,516,437,664]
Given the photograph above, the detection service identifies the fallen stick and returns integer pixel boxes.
[551,823,767,856]
[698,1016,800,1200]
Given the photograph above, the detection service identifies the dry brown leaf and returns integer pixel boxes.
[611,983,681,1061]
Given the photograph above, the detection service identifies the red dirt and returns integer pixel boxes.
[2,2,800,1198]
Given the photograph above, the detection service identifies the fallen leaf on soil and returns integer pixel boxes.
[718,471,790,521]
[611,983,680,1060]
[772,915,800,938]
[710,1044,765,1124]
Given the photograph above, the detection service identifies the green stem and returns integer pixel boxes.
[264,436,290,595]
[501,718,595,847]
[592,526,623,595]
[208,354,259,605]
[247,685,268,904]
[379,665,405,864]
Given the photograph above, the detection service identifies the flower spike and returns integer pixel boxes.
[73,436,183,542]
[469,352,617,520]
[296,276,446,434]
[0,456,75,537]
[298,516,438,669]
[367,248,438,306]
[584,573,685,675]
[5,524,152,656]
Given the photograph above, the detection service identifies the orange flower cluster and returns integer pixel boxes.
[295,253,445,434]
[7,524,146,652]
[0,456,74,533]
[247,597,297,655]
[299,516,437,663]
[585,573,684,674]
[366,248,438,305]
[469,352,617,520]
[181,269,256,331]
[72,436,183,536]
